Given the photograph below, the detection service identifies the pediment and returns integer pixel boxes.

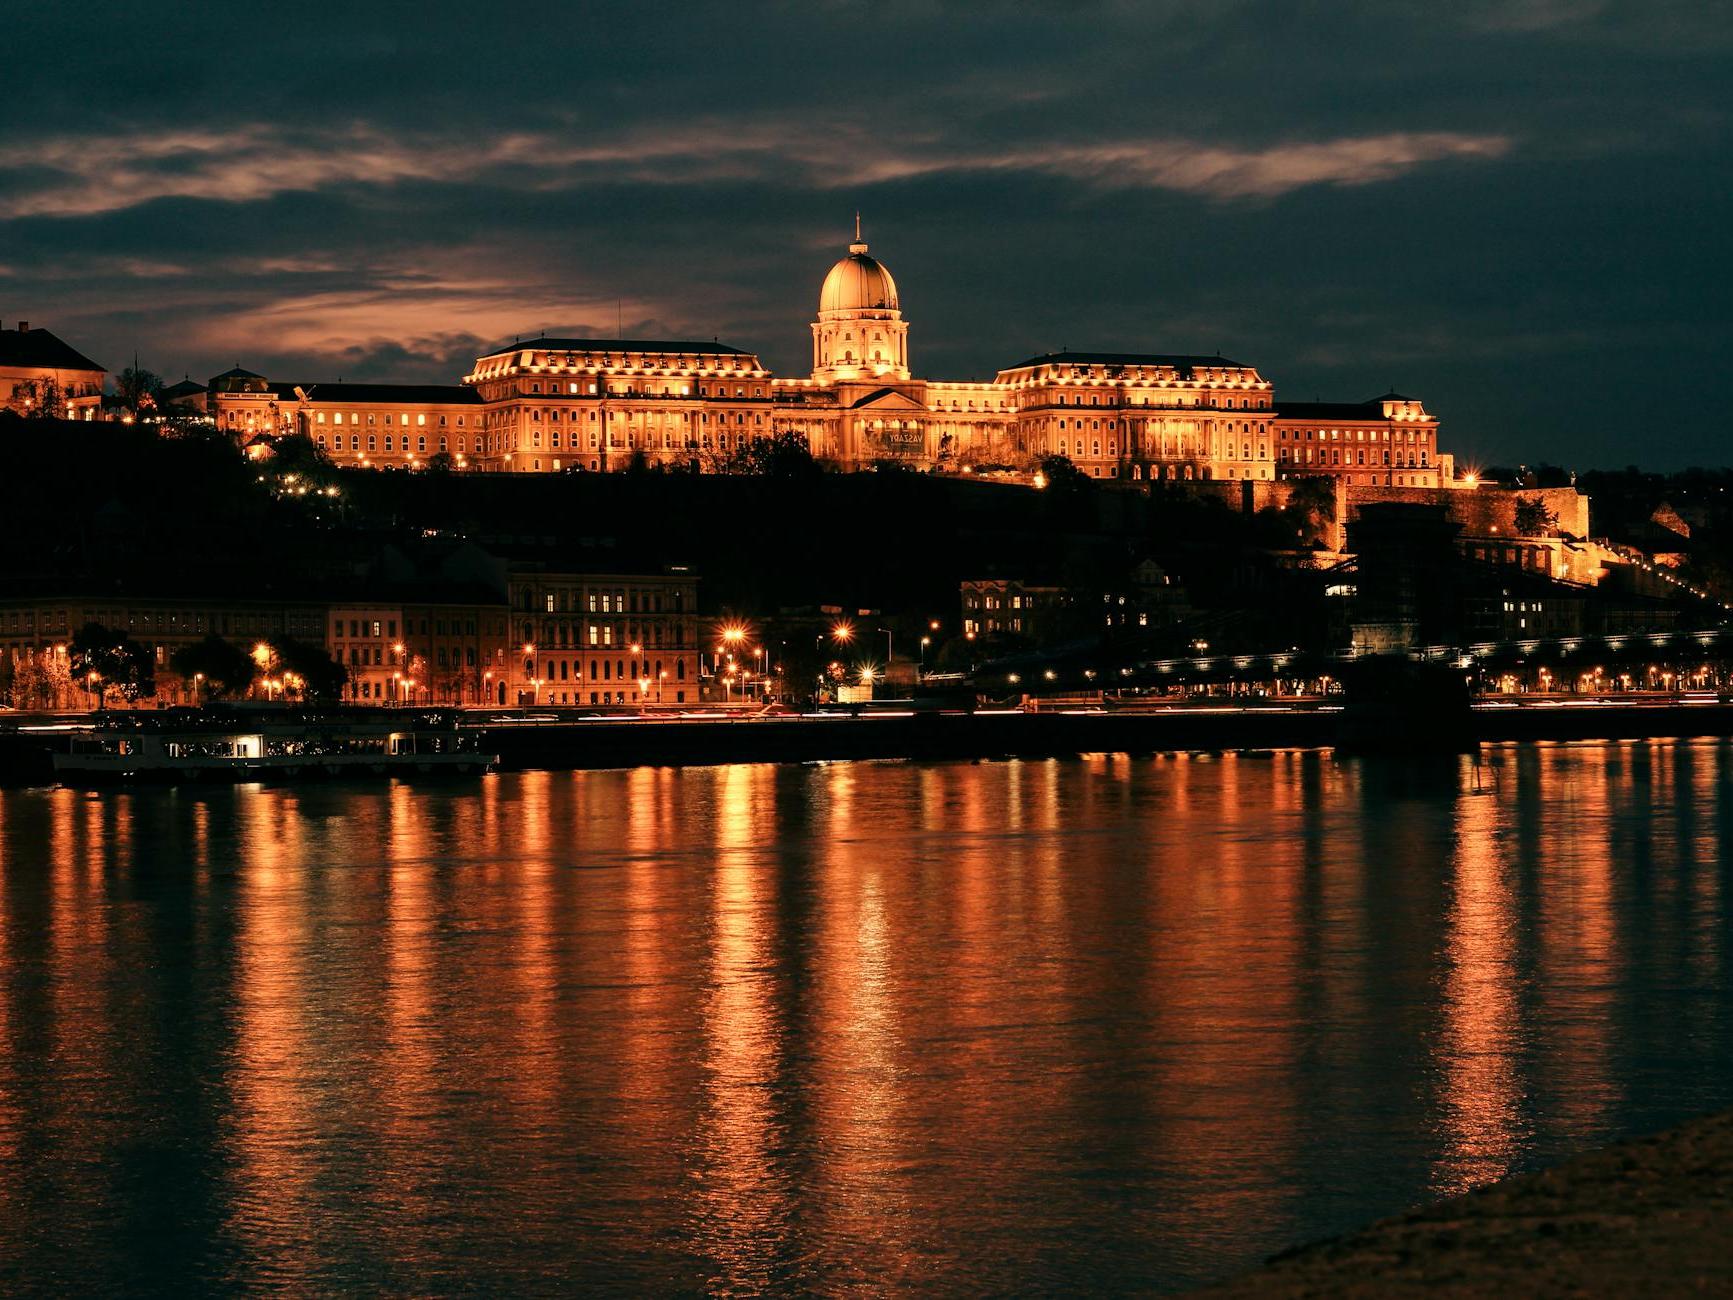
[847,387,928,413]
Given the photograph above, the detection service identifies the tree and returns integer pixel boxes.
[706,430,821,479]
[1514,496,1560,537]
[169,636,258,700]
[4,651,47,709]
[270,635,348,702]
[270,433,334,479]
[69,622,155,707]
[421,451,456,474]
[115,366,164,416]
[1035,452,1090,492]
[5,377,65,419]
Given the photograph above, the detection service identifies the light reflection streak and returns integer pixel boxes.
[691,764,792,1292]
[1432,781,1523,1196]
[224,797,323,1272]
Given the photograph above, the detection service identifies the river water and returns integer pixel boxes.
[1,742,1730,1294]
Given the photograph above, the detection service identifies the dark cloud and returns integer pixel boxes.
[3,1,1728,466]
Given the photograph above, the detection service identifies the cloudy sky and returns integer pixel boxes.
[6,1,1728,467]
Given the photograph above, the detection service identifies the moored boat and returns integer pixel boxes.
[52,710,498,784]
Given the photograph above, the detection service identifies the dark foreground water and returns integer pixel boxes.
[1,741,1731,1295]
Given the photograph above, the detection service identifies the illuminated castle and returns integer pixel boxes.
[211,223,1451,488]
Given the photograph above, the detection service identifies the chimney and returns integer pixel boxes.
[16,321,27,333]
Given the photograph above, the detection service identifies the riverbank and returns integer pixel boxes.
[1198,1109,1733,1297]
[10,700,1733,784]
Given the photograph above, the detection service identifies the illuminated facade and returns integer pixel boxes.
[211,370,483,467]
[0,321,105,420]
[1274,395,1448,489]
[0,565,698,709]
[205,223,1456,485]
[504,566,700,707]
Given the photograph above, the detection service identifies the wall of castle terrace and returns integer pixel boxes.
[1346,484,1590,540]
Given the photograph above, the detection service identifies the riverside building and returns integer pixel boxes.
[0,559,699,709]
[206,222,1457,486]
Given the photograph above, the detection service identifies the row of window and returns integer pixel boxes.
[1280,448,1430,467]
[520,380,768,399]
[1281,427,1429,441]
[315,411,468,427]
[538,689,688,705]
[534,590,685,614]
[537,658,687,682]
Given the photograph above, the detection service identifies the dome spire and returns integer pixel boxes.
[849,211,867,255]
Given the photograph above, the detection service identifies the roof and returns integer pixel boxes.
[1274,400,1387,421]
[0,326,105,374]
[820,248,899,313]
[1001,351,1244,373]
[475,337,751,359]
[266,381,482,406]
[160,378,206,399]
[847,386,926,409]
[1278,394,1428,421]
[210,366,265,381]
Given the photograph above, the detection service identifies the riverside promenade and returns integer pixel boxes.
[1198,1109,1733,1298]
[9,697,1733,783]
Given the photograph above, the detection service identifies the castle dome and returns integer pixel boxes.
[819,221,899,314]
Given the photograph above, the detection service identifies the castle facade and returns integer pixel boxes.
[210,226,1452,488]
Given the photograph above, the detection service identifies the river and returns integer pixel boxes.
[1,742,1729,1293]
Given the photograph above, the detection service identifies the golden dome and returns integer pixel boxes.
[819,221,899,314]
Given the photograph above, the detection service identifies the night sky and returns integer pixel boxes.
[5,1,1727,469]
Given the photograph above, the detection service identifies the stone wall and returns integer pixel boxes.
[1347,484,1590,539]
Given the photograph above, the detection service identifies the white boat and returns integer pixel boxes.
[52,713,497,784]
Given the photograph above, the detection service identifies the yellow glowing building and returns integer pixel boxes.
[207,222,1456,486]
[0,321,105,420]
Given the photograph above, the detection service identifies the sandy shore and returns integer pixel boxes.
[1198,1110,1733,1297]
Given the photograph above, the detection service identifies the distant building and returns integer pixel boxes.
[209,372,483,467]
[199,221,1458,483]
[0,321,105,420]
[1274,394,1450,489]
[504,563,700,707]
[158,377,208,414]
[0,552,701,709]
[961,560,1188,647]
[961,579,1071,642]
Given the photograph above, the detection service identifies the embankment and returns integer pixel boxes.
[1196,1109,1733,1297]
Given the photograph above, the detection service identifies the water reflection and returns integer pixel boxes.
[0,742,1731,1292]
